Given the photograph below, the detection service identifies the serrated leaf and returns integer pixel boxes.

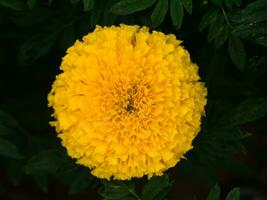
[207,13,224,42]
[111,0,157,15]
[231,0,267,24]
[180,0,192,14]
[233,23,267,39]
[99,180,138,200]
[226,188,240,200]
[219,98,267,127]
[24,149,69,174]
[151,0,168,28]
[206,184,220,200]
[82,0,94,11]
[0,0,26,10]
[0,138,23,159]
[18,32,59,65]
[170,0,184,30]
[228,34,246,70]
[27,0,36,9]
[214,24,230,48]
[199,8,219,31]
[141,174,170,200]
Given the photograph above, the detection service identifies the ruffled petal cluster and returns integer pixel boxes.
[48,25,207,180]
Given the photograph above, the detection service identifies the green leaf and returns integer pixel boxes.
[207,13,224,42]
[214,25,230,48]
[0,0,26,10]
[68,169,95,195]
[228,34,246,70]
[230,0,267,47]
[219,98,267,127]
[0,138,23,159]
[226,188,240,200]
[233,23,267,39]
[24,149,69,175]
[18,32,59,65]
[231,0,267,24]
[82,0,94,11]
[170,0,184,30]
[111,0,157,15]
[199,8,219,31]
[141,174,171,200]
[206,184,220,200]
[151,0,168,28]
[180,0,192,14]
[99,180,138,200]
[27,0,36,9]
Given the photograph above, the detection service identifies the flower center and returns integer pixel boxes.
[126,97,135,113]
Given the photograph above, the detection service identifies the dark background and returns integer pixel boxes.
[0,0,266,199]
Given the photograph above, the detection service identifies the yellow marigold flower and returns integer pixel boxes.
[48,25,207,180]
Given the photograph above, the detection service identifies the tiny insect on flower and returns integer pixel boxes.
[48,24,207,180]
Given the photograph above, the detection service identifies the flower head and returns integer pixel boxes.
[48,25,207,180]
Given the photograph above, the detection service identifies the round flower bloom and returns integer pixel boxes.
[48,25,207,180]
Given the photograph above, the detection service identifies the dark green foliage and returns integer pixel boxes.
[82,0,95,11]
[27,0,37,9]
[180,0,192,14]
[0,138,23,159]
[0,0,266,199]
[18,32,60,65]
[151,0,168,28]
[170,0,184,30]
[98,174,172,200]
[225,188,240,200]
[228,34,246,70]
[206,185,240,200]
[140,174,172,200]
[206,184,220,200]
[99,180,138,199]
[0,0,26,10]
[111,0,158,15]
